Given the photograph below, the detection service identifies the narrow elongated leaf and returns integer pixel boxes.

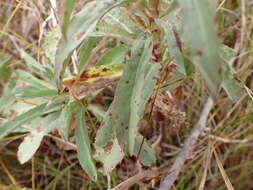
[58,102,79,141]
[0,79,16,113]
[95,38,160,173]
[54,0,125,89]
[0,104,46,138]
[128,39,160,154]
[177,0,222,97]
[43,27,61,65]
[64,64,123,102]
[15,87,57,98]
[77,37,101,72]
[15,70,54,89]
[57,0,76,38]
[75,107,97,181]
[156,19,187,75]
[0,102,62,138]
[106,7,138,33]
[19,50,48,79]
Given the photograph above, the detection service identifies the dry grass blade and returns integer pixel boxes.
[0,158,18,186]
[111,167,171,190]
[213,147,235,190]
[198,143,214,190]
[0,0,25,40]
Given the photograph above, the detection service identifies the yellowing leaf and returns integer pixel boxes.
[63,64,123,101]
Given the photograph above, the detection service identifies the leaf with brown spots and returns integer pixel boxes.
[63,64,123,102]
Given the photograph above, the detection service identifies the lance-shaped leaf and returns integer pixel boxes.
[58,102,80,141]
[77,37,101,72]
[177,0,222,97]
[156,19,187,75]
[43,27,61,65]
[19,49,54,83]
[95,38,160,173]
[75,107,97,181]
[0,102,62,138]
[57,0,76,38]
[54,0,125,89]
[128,39,161,155]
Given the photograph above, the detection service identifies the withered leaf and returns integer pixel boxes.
[63,64,123,102]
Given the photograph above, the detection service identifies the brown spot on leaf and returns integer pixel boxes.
[76,32,85,40]
[103,141,113,152]
[102,68,109,72]
[91,73,100,78]
[196,50,203,56]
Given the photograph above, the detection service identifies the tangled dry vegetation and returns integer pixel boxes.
[0,0,253,190]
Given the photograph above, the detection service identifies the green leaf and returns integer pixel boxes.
[178,0,222,97]
[87,104,106,122]
[95,38,159,173]
[162,0,179,17]
[58,102,79,141]
[18,131,44,164]
[220,45,237,62]
[0,104,45,138]
[92,22,135,44]
[77,37,101,73]
[15,87,58,98]
[19,49,47,78]
[0,56,11,80]
[94,137,124,175]
[0,102,62,138]
[133,135,156,166]
[75,107,97,181]
[43,27,61,65]
[156,19,187,75]
[220,45,243,102]
[17,112,60,164]
[104,10,139,35]
[15,70,54,89]
[128,39,160,155]
[96,45,128,66]
[54,0,125,89]
[221,64,243,102]
[58,0,76,38]
[0,79,16,113]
